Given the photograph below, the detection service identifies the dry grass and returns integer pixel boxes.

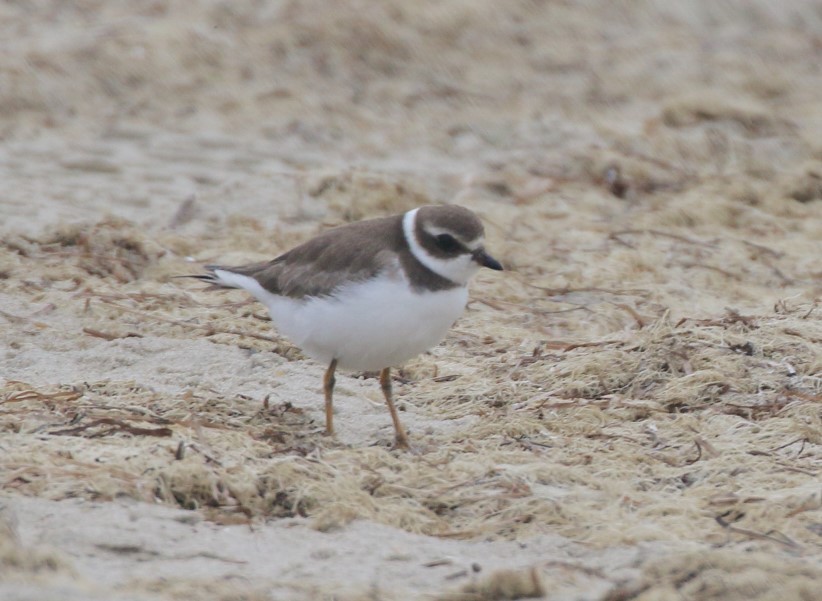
[1,1,822,599]
[2,182,820,555]
[604,549,822,601]
[3,161,822,601]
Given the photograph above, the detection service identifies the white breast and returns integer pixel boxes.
[215,269,469,371]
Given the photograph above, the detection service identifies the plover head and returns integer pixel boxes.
[403,205,503,286]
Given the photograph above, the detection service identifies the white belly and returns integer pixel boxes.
[218,270,468,371]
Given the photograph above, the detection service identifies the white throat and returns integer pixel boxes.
[402,208,480,286]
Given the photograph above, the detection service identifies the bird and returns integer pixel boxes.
[183,204,502,449]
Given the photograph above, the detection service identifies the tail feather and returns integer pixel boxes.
[173,265,240,290]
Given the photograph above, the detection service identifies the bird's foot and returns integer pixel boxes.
[392,434,412,452]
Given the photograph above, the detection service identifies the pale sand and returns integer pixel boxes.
[2,2,822,600]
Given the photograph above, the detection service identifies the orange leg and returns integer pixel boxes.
[323,359,338,436]
[380,367,409,449]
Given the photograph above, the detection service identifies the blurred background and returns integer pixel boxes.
[3,0,821,166]
[2,3,822,600]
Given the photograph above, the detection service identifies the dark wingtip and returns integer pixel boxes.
[171,265,221,285]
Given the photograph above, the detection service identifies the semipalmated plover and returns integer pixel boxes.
[185,205,502,448]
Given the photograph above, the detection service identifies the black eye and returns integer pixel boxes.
[435,233,461,253]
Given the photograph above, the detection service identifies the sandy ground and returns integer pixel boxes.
[2,1,822,600]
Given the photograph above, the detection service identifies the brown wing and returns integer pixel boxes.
[220,215,406,299]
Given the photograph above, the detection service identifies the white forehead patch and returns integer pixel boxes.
[403,209,481,286]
